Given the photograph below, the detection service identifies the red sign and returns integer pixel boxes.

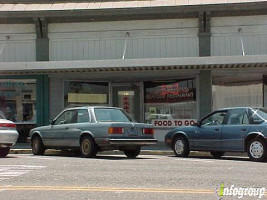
[145,82,196,103]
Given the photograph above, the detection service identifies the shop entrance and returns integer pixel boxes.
[112,83,141,122]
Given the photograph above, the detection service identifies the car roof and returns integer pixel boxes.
[215,107,260,112]
[64,106,123,111]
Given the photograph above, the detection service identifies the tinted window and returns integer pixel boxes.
[94,108,131,122]
[201,111,227,126]
[77,109,90,123]
[227,109,249,125]
[54,110,77,125]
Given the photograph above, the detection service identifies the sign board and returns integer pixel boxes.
[152,119,197,127]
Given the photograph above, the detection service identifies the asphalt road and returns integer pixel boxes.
[0,153,266,200]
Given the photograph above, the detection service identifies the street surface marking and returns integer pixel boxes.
[0,186,215,194]
[24,156,56,160]
[1,186,266,198]
[0,185,12,193]
[0,165,46,181]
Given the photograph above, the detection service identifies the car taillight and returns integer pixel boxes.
[143,128,154,135]
[0,123,16,129]
[108,127,124,134]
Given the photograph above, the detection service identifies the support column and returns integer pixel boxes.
[34,18,49,61]
[197,70,212,119]
[198,11,211,57]
[36,75,49,126]
[197,12,212,119]
[263,75,267,107]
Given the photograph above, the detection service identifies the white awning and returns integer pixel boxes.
[0,55,267,75]
[0,0,266,11]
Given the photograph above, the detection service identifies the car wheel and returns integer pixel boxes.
[173,136,190,157]
[80,136,97,158]
[124,147,141,158]
[210,151,225,159]
[247,138,267,162]
[0,147,10,158]
[32,136,46,155]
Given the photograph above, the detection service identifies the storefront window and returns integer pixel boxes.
[0,79,36,123]
[212,78,263,110]
[144,79,197,127]
[64,81,109,107]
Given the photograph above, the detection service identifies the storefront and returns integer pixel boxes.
[1,56,267,142]
[0,75,49,142]
[61,78,197,125]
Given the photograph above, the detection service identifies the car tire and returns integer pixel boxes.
[173,136,190,157]
[247,138,267,162]
[0,147,10,158]
[32,136,45,155]
[73,149,81,157]
[80,136,97,158]
[124,147,141,158]
[210,151,225,159]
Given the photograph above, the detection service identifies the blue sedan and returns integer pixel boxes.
[165,107,267,162]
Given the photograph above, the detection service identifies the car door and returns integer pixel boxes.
[48,109,78,147]
[63,109,91,147]
[192,110,227,151]
[221,108,250,151]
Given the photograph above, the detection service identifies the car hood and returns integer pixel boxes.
[30,125,51,132]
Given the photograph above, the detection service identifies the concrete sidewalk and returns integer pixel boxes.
[10,142,248,157]
[10,142,175,156]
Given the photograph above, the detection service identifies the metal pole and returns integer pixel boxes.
[0,37,7,56]
[122,32,129,59]
[238,28,245,56]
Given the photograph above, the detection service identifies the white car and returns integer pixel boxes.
[0,112,19,157]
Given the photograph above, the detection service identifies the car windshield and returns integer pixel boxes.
[251,108,267,121]
[94,108,132,122]
[0,112,5,119]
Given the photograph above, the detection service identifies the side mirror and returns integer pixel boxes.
[49,119,54,125]
[195,121,201,127]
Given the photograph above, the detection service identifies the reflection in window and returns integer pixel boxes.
[64,81,109,107]
[94,108,131,122]
[0,79,36,123]
[144,79,197,124]
[212,78,263,110]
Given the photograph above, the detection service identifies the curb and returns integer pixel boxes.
[10,149,212,157]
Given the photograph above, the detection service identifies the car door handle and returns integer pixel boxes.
[241,128,247,132]
[65,127,69,129]
[214,129,220,132]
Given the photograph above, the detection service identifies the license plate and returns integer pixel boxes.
[128,128,138,136]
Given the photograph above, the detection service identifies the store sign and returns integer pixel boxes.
[152,119,197,127]
[0,82,26,98]
[68,93,107,103]
[145,82,196,103]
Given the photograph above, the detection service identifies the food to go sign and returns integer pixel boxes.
[152,119,197,127]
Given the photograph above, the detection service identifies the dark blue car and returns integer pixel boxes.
[165,107,267,162]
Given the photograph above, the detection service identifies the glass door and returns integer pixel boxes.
[112,84,141,122]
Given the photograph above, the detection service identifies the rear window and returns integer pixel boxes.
[94,108,132,122]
